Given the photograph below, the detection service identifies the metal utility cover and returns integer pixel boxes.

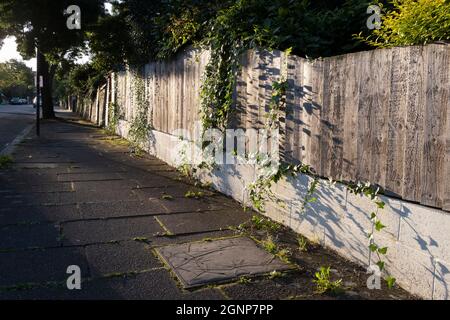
[156,237,291,288]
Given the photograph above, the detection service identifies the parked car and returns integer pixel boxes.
[19,98,28,104]
[10,97,22,105]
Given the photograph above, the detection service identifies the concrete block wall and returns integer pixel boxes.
[115,121,450,300]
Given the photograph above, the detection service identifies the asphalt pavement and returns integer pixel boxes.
[0,104,35,152]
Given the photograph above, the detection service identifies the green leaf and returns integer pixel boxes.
[375,220,386,231]
[377,247,388,255]
[386,276,396,289]
[375,200,385,209]
[370,212,377,220]
[376,260,385,271]
[369,243,378,252]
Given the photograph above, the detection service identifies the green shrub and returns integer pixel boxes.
[361,0,450,47]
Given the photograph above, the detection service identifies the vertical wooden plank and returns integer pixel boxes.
[235,51,248,129]
[319,58,332,178]
[356,50,374,183]
[307,58,323,175]
[285,53,301,163]
[444,47,450,211]
[245,50,258,131]
[385,48,408,196]
[299,58,311,167]
[293,56,304,163]
[402,46,426,201]
[155,61,161,131]
[370,48,391,187]
[169,58,176,133]
[178,52,184,132]
[187,50,194,136]
[341,53,360,182]
[421,44,449,208]
[329,56,345,180]
[257,49,268,130]
[162,60,168,133]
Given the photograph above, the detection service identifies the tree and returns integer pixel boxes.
[0,0,105,118]
[0,59,34,99]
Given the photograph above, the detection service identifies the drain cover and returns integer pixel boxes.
[156,237,291,288]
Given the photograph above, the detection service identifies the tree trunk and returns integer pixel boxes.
[37,51,55,119]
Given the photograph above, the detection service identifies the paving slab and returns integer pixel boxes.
[153,197,227,214]
[155,209,250,235]
[121,169,181,188]
[7,182,74,193]
[156,237,292,288]
[73,189,139,203]
[0,223,60,250]
[0,270,225,300]
[221,275,312,300]
[78,200,166,219]
[0,247,89,287]
[0,191,78,206]
[0,204,81,225]
[61,216,164,246]
[57,172,123,182]
[73,180,137,192]
[152,229,237,246]
[85,241,162,277]
[134,185,216,199]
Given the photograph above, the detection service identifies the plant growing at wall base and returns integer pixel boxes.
[129,69,152,151]
[107,102,120,134]
[313,266,343,294]
[347,181,396,288]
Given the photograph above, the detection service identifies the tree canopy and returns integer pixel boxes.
[0,59,34,99]
[0,0,105,117]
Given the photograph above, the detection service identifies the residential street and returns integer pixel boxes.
[0,104,35,151]
[0,111,414,300]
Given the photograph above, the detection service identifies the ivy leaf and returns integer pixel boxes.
[377,247,388,255]
[376,260,385,271]
[308,197,317,203]
[375,200,385,209]
[375,220,386,231]
[386,276,396,289]
[369,243,378,252]
[370,212,377,220]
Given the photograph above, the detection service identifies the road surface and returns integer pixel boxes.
[0,104,35,151]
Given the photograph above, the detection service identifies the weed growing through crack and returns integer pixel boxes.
[161,194,174,200]
[261,236,278,254]
[238,276,252,284]
[269,270,283,279]
[313,266,343,294]
[251,215,281,233]
[133,237,149,242]
[297,235,308,252]
[184,190,205,199]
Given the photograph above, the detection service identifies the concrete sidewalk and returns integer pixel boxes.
[0,112,414,300]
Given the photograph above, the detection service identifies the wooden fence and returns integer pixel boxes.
[76,44,450,211]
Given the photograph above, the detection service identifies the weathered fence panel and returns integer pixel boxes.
[280,44,449,211]
[78,44,449,211]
